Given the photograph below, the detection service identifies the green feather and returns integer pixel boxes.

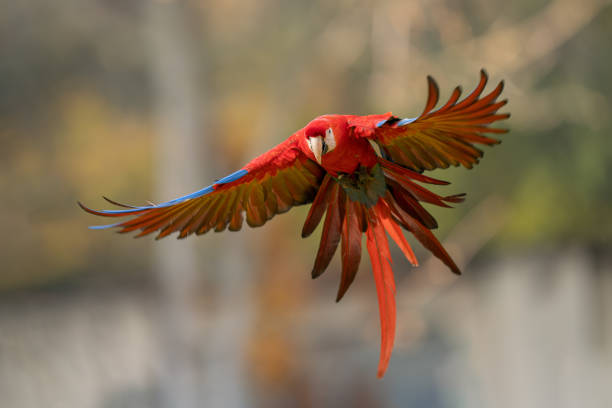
[336,164,386,207]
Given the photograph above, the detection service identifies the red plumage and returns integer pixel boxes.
[80,70,509,377]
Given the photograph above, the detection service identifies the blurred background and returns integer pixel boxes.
[1,0,611,407]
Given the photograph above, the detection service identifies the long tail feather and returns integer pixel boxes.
[365,209,397,378]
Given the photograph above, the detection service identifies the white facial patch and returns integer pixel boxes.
[324,128,336,152]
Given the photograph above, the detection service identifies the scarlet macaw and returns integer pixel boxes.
[80,70,509,377]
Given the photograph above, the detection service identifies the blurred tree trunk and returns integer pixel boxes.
[146,2,204,408]
[145,2,251,407]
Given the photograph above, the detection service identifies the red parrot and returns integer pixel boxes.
[80,70,509,378]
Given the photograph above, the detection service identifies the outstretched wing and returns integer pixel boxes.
[79,135,325,239]
[351,70,509,172]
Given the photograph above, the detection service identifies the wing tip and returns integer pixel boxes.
[78,200,150,216]
[78,200,91,212]
[102,196,138,209]
[79,169,241,220]
[426,75,440,92]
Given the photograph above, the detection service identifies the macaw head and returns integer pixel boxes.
[303,115,346,165]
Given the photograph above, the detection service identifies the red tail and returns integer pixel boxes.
[303,165,462,377]
[366,202,398,378]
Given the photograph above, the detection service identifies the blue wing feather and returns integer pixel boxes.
[83,168,249,224]
[376,117,417,128]
[396,117,417,126]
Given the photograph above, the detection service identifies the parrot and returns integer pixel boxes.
[79,70,509,378]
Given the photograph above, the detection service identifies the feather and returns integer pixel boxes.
[245,183,267,227]
[302,174,334,238]
[387,198,461,275]
[384,171,452,208]
[337,199,363,302]
[434,86,462,115]
[386,182,438,229]
[102,196,139,209]
[365,215,396,378]
[378,200,418,266]
[422,76,440,116]
[448,69,488,113]
[311,183,345,279]
[378,157,449,185]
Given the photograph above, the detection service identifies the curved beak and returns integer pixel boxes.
[308,136,323,164]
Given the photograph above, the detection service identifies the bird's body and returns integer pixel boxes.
[80,70,509,377]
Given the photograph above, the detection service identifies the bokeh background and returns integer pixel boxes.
[1,0,611,407]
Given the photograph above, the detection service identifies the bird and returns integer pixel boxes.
[80,69,509,378]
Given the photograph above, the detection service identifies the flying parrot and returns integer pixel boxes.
[80,70,509,378]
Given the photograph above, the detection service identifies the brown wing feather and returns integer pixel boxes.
[372,70,509,172]
[80,136,325,239]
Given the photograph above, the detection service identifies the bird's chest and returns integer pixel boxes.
[321,137,378,175]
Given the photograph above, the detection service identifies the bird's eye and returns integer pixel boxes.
[324,128,336,153]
